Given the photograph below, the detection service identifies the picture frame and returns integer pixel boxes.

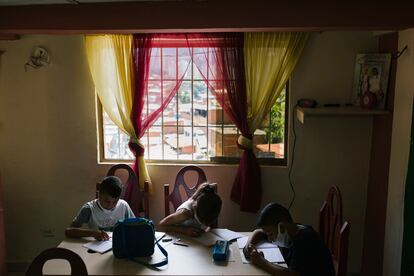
[352,53,392,109]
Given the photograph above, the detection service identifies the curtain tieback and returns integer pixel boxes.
[128,137,145,157]
[237,135,253,150]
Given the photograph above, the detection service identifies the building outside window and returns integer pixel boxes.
[99,46,288,165]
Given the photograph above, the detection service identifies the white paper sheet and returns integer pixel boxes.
[83,239,112,254]
[239,247,285,264]
[82,231,165,254]
[237,236,278,249]
[192,228,246,246]
[155,231,166,241]
[191,232,221,246]
[256,241,278,249]
[237,236,249,249]
[211,228,246,241]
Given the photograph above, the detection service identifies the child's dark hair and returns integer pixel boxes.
[192,183,222,226]
[99,176,123,198]
[256,202,293,227]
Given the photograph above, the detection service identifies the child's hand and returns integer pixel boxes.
[243,243,255,259]
[94,230,110,241]
[250,249,266,266]
[183,227,204,237]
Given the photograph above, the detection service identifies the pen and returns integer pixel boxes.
[156,233,166,243]
[173,241,189,247]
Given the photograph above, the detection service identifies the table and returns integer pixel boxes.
[44,232,273,275]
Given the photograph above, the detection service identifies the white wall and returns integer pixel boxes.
[0,32,377,273]
[383,29,414,276]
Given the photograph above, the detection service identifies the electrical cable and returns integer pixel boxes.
[288,104,297,210]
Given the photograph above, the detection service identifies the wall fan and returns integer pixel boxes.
[25,46,51,71]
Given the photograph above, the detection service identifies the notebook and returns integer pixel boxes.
[83,239,112,254]
[191,228,246,246]
[239,247,285,264]
[82,231,165,254]
[237,236,285,264]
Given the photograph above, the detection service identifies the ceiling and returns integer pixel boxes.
[0,1,409,34]
[0,0,162,5]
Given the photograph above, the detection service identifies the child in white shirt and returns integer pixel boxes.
[65,176,135,241]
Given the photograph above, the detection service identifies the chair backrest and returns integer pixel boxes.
[97,164,149,218]
[319,186,343,250]
[319,185,350,276]
[164,165,207,216]
[336,221,350,276]
[26,247,88,276]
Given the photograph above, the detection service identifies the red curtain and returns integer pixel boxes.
[187,33,262,212]
[128,34,151,168]
[126,33,261,212]
[131,34,190,139]
[126,34,191,201]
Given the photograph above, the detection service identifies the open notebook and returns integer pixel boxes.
[82,239,112,254]
[82,232,113,254]
[82,231,165,254]
[237,236,285,264]
[191,228,246,246]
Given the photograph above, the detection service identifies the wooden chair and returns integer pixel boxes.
[164,165,207,217]
[319,185,350,276]
[96,164,149,218]
[26,247,87,276]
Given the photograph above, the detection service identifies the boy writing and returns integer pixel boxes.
[244,203,335,276]
[65,176,135,241]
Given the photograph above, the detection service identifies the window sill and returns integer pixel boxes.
[99,157,287,167]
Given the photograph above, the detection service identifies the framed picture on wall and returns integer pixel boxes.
[352,53,392,109]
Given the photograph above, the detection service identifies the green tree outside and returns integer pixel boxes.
[264,89,285,143]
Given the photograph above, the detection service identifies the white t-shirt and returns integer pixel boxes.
[72,199,135,231]
[176,199,207,230]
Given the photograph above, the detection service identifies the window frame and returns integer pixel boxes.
[96,46,289,167]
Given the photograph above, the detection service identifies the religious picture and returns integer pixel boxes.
[352,53,392,109]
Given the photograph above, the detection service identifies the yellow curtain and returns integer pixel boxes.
[244,32,309,134]
[85,34,135,136]
[85,34,151,190]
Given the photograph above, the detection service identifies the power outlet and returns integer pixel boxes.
[40,227,55,237]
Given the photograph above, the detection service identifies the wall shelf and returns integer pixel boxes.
[296,106,390,124]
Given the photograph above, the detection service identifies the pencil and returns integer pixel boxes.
[173,241,189,247]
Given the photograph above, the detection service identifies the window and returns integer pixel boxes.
[98,46,288,165]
